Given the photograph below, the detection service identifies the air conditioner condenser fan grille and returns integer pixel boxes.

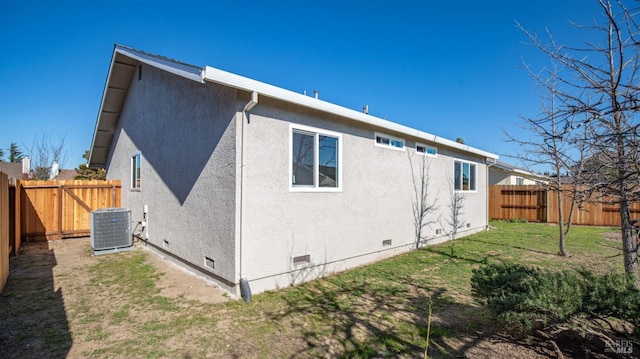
[90,208,133,255]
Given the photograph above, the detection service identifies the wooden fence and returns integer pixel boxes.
[1,172,9,293]
[19,180,121,242]
[0,177,121,294]
[489,185,640,226]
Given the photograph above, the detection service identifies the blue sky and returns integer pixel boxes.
[0,1,605,171]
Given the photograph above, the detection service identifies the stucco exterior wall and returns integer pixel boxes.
[106,64,239,290]
[239,99,489,294]
[489,170,538,185]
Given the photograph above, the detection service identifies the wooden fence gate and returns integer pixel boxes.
[19,180,121,242]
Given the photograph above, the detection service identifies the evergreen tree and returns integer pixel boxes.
[75,150,106,180]
[9,142,23,163]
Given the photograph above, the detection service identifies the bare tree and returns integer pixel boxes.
[24,133,68,180]
[518,0,640,287]
[408,151,439,249]
[504,64,592,257]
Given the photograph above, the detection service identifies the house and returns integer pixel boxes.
[488,160,549,186]
[89,45,499,297]
[0,158,77,182]
[0,160,29,182]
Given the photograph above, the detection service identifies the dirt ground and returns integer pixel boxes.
[0,238,229,358]
[54,237,229,304]
[1,234,637,358]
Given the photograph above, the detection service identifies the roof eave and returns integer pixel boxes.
[203,66,499,160]
[88,45,204,168]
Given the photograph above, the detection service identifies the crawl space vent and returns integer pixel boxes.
[91,208,133,255]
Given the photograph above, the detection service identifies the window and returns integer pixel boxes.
[416,143,437,157]
[131,153,141,189]
[374,132,405,151]
[291,125,341,191]
[454,160,476,192]
[515,177,524,185]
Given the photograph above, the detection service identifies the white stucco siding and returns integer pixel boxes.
[239,102,489,294]
[105,64,239,290]
[489,170,539,185]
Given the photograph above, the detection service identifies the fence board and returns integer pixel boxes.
[0,172,9,293]
[490,185,548,223]
[20,180,121,241]
[8,180,21,255]
[490,185,640,226]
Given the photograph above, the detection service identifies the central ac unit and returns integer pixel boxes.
[90,208,133,255]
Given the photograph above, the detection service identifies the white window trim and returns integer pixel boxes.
[131,152,141,191]
[289,123,342,192]
[453,159,478,193]
[374,132,405,151]
[416,142,437,157]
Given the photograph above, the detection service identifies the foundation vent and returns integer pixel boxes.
[205,257,215,269]
[293,255,311,264]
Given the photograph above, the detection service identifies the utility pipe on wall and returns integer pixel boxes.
[485,158,498,230]
[243,91,258,118]
[239,91,258,301]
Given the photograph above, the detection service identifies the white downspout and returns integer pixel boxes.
[239,91,258,301]
[485,158,498,230]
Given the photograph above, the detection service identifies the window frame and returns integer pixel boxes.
[289,124,342,192]
[374,132,405,151]
[453,159,477,192]
[416,142,437,157]
[131,153,141,190]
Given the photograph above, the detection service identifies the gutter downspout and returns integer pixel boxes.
[485,158,498,230]
[239,91,258,302]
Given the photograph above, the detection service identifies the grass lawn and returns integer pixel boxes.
[0,221,631,358]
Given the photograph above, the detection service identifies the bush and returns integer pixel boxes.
[506,218,528,223]
[578,270,640,329]
[471,263,640,333]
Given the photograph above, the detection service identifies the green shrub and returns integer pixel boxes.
[578,270,640,328]
[471,263,640,333]
[505,218,528,223]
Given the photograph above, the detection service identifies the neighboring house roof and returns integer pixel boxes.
[56,169,79,180]
[0,162,24,180]
[0,162,78,181]
[89,44,499,167]
[490,160,550,182]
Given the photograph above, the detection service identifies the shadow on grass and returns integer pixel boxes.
[425,242,501,265]
[267,272,496,358]
[465,237,557,256]
[0,242,71,359]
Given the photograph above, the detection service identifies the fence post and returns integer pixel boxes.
[0,172,9,293]
[14,179,21,254]
[57,184,63,240]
